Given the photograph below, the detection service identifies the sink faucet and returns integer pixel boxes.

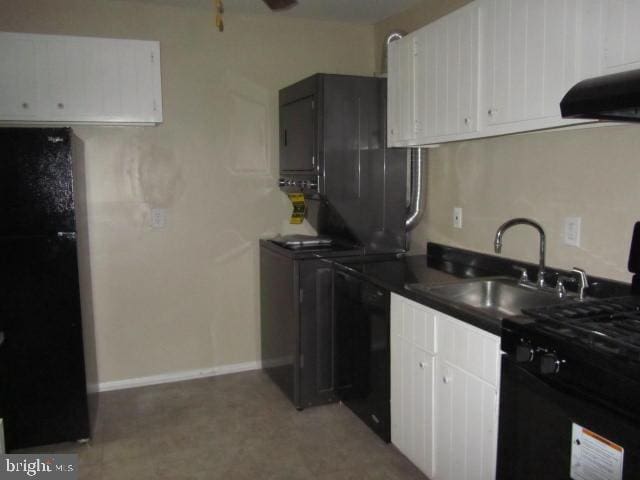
[494,218,547,288]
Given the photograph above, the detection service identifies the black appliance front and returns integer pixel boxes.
[334,269,390,442]
[260,243,337,409]
[0,128,76,236]
[278,74,408,255]
[1,235,90,449]
[279,95,316,174]
[0,128,90,450]
[498,331,640,479]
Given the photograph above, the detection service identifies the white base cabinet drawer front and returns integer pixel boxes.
[390,294,437,355]
[435,360,499,480]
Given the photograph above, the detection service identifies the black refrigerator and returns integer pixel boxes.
[0,128,91,450]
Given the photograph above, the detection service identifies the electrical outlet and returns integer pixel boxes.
[564,216,581,247]
[151,208,166,229]
[453,207,463,229]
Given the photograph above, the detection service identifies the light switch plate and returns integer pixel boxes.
[453,207,463,229]
[564,217,581,247]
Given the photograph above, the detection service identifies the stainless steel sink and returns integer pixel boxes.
[407,277,566,319]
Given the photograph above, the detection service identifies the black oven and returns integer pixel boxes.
[498,313,640,480]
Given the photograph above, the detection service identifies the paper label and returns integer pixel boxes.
[288,193,306,224]
[571,423,624,480]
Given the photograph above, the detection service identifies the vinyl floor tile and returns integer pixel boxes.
[13,370,430,480]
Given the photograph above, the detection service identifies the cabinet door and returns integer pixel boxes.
[436,361,499,480]
[415,2,479,140]
[43,37,162,123]
[387,34,416,146]
[390,295,436,479]
[603,0,640,73]
[280,96,316,173]
[481,0,597,132]
[0,33,45,120]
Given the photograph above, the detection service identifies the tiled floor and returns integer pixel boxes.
[17,370,428,479]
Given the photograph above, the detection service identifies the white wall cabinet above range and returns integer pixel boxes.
[387,0,640,147]
[480,0,601,137]
[390,293,501,480]
[603,0,640,74]
[0,32,162,125]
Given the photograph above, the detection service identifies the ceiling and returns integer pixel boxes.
[113,0,424,25]
[225,0,424,24]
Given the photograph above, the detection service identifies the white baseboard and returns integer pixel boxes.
[93,360,262,393]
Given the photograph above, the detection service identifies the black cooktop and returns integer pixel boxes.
[522,296,640,361]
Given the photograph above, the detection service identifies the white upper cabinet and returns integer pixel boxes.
[0,32,162,125]
[386,0,640,146]
[388,2,480,147]
[387,32,417,145]
[603,0,640,74]
[480,0,601,135]
[415,2,480,143]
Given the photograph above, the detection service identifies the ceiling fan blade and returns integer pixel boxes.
[262,0,298,11]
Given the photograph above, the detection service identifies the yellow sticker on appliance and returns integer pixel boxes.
[570,423,624,480]
[288,193,306,224]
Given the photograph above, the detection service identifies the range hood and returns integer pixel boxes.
[560,69,640,122]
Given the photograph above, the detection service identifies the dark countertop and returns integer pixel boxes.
[333,254,505,336]
[332,243,631,337]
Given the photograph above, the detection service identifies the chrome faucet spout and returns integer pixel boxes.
[494,218,547,287]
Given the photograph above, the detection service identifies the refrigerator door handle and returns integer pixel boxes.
[57,232,76,239]
[0,331,4,347]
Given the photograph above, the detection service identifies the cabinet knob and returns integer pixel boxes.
[464,117,470,125]
[442,376,452,384]
[419,361,426,369]
[390,128,395,135]
[488,108,495,117]
[21,102,29,109]
[57,102,64,109]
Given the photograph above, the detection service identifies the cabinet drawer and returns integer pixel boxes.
[437,313,500,387]
[391,294,437,354]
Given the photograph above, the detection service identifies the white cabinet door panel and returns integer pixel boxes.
[414,2,480,143]
[0,35,44,119]
[438,313,500,387]
[390,294,436,479]
[387,34,416,145]
[480,0,595,135]
[436,361,498,480]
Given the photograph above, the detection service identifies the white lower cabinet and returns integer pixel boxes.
[391,293,500,480]
[391,294,436,477]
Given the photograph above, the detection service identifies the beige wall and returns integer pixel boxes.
[377,0,639,283]
[0,0,375,384]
